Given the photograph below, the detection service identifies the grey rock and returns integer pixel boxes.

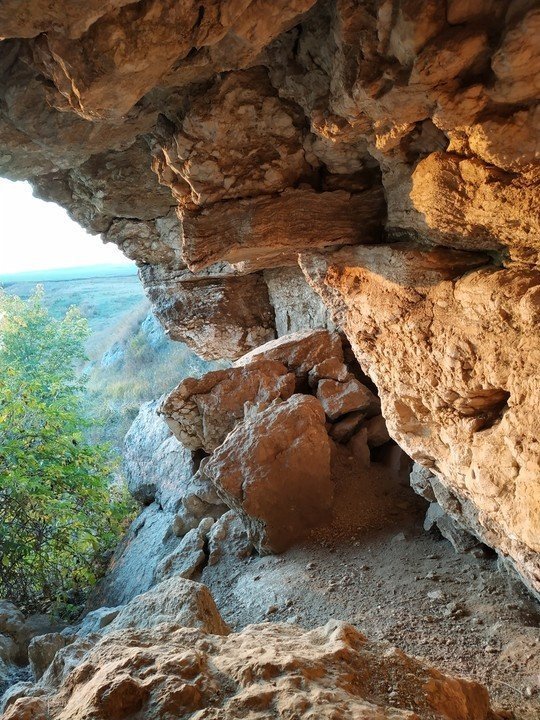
[106,577,229,635]
[264,266,336,337]
[28,633,74,680]
[409,462,437,502]
[123,397,197,507]
[329,411,365,443]
[0,680,40,713]
[87,502,181,608]
[207,511,254,565]
[154,518,214,583]
[140,312,166,349]
[0,603,24,642]
[424,502,481,553]
[100,341,125,368]
[0,634,18,665]
[77,607,120,636]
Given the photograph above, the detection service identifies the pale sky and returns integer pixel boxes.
[0,178,133,274]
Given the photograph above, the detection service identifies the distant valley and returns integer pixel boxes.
[1,264,220,449]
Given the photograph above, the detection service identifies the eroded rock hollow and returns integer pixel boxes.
[1,0,538,601]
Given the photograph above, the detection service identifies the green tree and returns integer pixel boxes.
[0,287,131,617]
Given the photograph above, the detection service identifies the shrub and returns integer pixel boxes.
[0,287,133,617]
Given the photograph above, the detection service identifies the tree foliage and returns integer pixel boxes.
[0,287,132,616]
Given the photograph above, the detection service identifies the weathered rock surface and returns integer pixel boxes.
[0,604,60,669]
[181,186,385,272]
[301,245,540,598]
[236,329,344,379]
[123,397,197,506]
[104,577,229,635]
[0,579,230,714]
[424,502,482,553]
[28,634,73,682]
[0,603,64,698]
[205,394,333,553]
[1,618,498,720]
[139,265,277,360]
[0,0,538,596]
[89,402,228,608]
[153,517,214,584]
[161,361,295,452]
[86,502,180,608]
[207,511,254,566]
[316,376,380,421]
[264,266,336,336]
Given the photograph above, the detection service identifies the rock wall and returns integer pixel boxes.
[0,1,538,594]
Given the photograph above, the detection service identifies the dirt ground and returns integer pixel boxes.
[201,445,540,720]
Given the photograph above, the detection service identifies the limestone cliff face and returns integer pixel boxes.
[0,1,538,594]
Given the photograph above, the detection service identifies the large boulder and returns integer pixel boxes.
[160,361,296,452]
[204,394,333,553]
[1,580,229,713]
[105,577,229,635]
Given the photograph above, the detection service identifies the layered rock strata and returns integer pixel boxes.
[0,1,538,594]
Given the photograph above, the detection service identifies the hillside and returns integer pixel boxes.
[1,267,142,338]
[1,267,221,449]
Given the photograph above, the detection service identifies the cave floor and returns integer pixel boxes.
[201,446,540,719]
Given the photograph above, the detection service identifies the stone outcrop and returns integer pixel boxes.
[139,265,276,359]
[0,0,538,595]
[300,245,540,599]
[88,401,227,608]
[2,612,498,720]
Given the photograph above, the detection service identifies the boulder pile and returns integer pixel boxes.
[161,329,393,553]
[0,601,61,698]
[86,329,395,614]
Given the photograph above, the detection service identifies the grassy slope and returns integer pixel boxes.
[4,275,145,337]
[3,271,220,450]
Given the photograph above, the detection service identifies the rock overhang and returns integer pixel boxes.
[0,0,538,597]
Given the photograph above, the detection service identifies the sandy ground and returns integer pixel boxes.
[201,446,540,720]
